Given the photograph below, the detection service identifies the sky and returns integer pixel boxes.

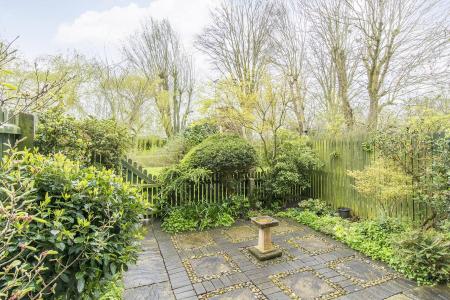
[0,0,220,77]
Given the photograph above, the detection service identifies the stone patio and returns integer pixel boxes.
[123,219,450,300]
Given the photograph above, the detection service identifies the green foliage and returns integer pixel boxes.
[161,208,197,233]
[298,198,333,216]
[183,122,218,151]
[348,158,413,216]
[161,202,237,234]
[0,149,146,299]
[35,106,88,161]
[182,134,257,173]
[227,195,250,219]
[373,112,450,228]
[392,230,450,285]
[82,117,130,170]
[156,165,212,212]
[35,107,130,170]
[263,138,321,206]
[279,208,449,284]
[98,275,124,300]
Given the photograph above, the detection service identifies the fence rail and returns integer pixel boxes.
[121,134,438,222]
[119,156,304,218]
[307,135,433,221]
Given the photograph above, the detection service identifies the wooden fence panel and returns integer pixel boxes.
[307,135,434,221]
[0,111,22,160]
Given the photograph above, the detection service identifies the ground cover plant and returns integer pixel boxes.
[0,149,146,299]
[161,195,250,234]
[278,199,450,285]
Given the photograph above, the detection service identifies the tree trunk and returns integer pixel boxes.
[367,92,379,130]
[290,80,305,134]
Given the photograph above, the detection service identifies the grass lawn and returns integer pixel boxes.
[144,166,166,176]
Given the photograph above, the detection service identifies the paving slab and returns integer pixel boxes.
[123,220,450,300]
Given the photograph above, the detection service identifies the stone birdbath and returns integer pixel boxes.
[249,216,282,261]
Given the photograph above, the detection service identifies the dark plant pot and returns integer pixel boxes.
[338,207,351,219]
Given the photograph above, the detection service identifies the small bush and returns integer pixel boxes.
[82,117,130,170]
[262,138,321,207]
[348,158,413,216]
[161,208,198,233]
[161,202,236,234]
[393,230,450,284]
[0,150,146,299]
[224,195,250,219]
[182,134,257,173]
[298,198,333,216]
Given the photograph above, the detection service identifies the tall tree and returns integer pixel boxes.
[272,2,308,134]
[124,19,195,137]
[349,0,449,129]
[94,61,158,137]
[197,0,279,131]
[306,0,358,130]
[0,38,70,125]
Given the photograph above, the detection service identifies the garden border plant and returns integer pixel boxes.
[277,199,450,285]
[0,149,146,299]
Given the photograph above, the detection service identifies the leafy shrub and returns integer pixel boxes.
[35,106,88,161]
[373,113,450,228]
[183,122,218,151]
[161,208,198,233]
[226,195,250,219]
[35,107,130,169]
[98,275,124,300]
[348,158,413,216]
[298,198,333,216]
[82,117,130,170]
[182,134,257,173]
[0,150,146,299]
[262,138,321,207]
[161,203,235,234]
[393,230,450,284]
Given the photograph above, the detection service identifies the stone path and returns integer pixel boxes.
[123,219,450,300]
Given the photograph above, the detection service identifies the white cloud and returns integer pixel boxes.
[55,0,220,55]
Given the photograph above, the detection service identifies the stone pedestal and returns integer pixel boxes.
[249,216,282,261]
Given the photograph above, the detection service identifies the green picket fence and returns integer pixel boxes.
[120,157,303,218]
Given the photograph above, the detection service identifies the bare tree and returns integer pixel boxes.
[272,2,309,134]
[123,19,195,137]
[349,0,449,129]
[0,39,71,125]
[197,0,279,98]
[94,61,158,137]
[304,0,359,130]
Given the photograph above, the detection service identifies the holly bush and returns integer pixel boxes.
[0,149,146,299]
